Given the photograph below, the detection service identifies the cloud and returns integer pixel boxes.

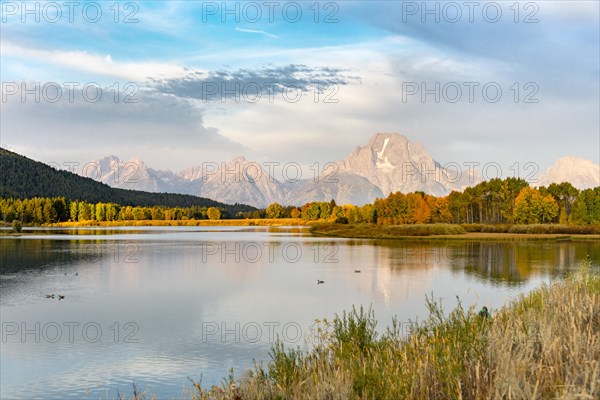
[350,1,599,99]
[0,86,245,169]
[235,28,278,38]
[0,41,197,81]
[151,64,361,102]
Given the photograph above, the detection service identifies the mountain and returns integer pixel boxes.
[0,148,255,213]
[80,155,289,207]
[78,155,195,194]
[178,156,289,207]
[538,157,600,189]
[317,133,478,198]
[77,133,481,207]
[286,172,384,206]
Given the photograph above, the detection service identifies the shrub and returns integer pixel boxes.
[206,207,221,220]
[461,224,486,232]
[480,224,510,233]
[508,224,600,234]
[11,219,22,233]
[385,224,465,236]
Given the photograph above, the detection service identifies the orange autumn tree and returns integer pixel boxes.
[425,194,452,223]
[374,192,434,224]
[374,192,407,224]
[406,192,431,223]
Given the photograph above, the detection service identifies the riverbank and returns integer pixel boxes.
[189,260,599,399]
[3,221,599,241]
[0,219,308,235]
[310,223,600,241]
[46,218,307,227]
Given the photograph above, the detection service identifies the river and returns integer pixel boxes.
[1,226,598,399]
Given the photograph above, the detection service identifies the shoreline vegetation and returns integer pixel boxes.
[129,260,599,399]
[47,218,308,227]
[309,223,600,241]
[2,220,600,241]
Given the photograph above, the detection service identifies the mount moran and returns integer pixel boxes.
[77,133,599,208]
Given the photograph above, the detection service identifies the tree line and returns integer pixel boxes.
[2,179,599,226]
[0,197,231,224]
[260,179,600,225]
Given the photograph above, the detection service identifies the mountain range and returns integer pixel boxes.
[0,148,255,213]
[77,133,600,208]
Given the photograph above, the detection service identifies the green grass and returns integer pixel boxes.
[186,259,599,400]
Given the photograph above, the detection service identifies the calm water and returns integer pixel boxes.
[1,226,598,399]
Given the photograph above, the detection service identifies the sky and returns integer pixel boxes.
[1,0,599,180]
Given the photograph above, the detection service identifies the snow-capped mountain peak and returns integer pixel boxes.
[336,133,477,197]
[539,156,600,189]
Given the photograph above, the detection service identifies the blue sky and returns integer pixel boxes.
[1,0,599,178]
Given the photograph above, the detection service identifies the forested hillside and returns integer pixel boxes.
[0,148,254,213]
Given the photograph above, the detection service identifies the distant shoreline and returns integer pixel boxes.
[45,218,308,227]
[309,223,600,241]
[2,220,599,241]
[0,218,307,235]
